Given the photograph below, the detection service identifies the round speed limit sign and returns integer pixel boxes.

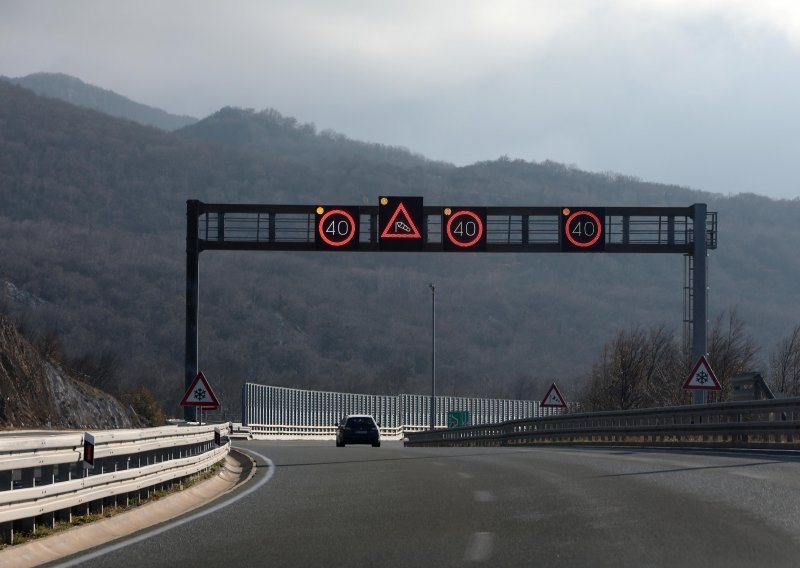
[561,207,605,252]
[443,207,487,251]
[315,207,359,250]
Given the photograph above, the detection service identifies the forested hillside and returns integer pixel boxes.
[0,312,142,429]
[1,78,798,417]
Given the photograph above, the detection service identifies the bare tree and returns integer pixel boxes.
[67,349,121,391]
[34,325,65,363]
[581,326,681,411]
[707,307,759,401]
[769,324,800,396]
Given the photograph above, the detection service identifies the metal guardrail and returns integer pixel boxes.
[0,423,231,545]
[248,424,402,440]
[405,399,800,449]
[246,423,442,440]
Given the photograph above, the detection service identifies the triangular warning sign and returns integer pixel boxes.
[180,371,221,407]
[381,202,422,239]
[541,383,567,408]
[683,355,722,391]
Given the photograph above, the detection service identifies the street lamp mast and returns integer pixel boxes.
[430,283,436,431]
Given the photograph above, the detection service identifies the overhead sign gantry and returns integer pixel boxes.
[185,197,717,419]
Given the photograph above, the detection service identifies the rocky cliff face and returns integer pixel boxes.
[0,315,139,429]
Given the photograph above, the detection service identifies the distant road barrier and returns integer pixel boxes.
[405,398,800,449]
[0,422,230,545]
[243,383,562,439]
[246,424,408,440]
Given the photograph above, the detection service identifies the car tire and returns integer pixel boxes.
[372,442,380,447]
[336,440,344,447]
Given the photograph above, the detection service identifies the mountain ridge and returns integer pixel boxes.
[0,76,797,415]
[5,72,197,131]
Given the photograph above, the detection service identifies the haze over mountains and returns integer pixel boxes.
[1,73,798,415]
[6,72,197,131]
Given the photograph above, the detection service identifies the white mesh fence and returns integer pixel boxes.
[242,382,561,439]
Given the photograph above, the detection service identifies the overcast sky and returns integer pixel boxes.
[1,0,798,199]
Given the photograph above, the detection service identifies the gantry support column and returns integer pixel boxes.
[185,200,200,421]
[692,203,708,405]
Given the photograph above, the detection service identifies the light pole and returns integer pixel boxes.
[430,283,436,431]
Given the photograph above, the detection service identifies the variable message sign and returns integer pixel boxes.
[443,207,487,251]
[315,206,359,250]
[379,196,424,251]
[560,207,605,252]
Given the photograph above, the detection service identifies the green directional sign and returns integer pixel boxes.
[447,411,471,428]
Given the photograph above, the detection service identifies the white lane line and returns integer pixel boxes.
[464,531,494,562]
[53,448,276,568]
[458,472,474,479]
[731,470,769,480]
[431,461,445,467]
[473,490,494,503]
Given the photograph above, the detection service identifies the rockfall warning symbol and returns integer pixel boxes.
[379,196,424,251]
[541,383,567,408]
[391,218,415,235]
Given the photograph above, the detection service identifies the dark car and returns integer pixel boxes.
[336,415,381,447]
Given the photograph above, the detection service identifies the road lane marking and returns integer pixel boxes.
[53,448,276,568]
[731,470,770,480]
[431,461,445,466]
[464,532,494,562]
[458,472,474,479]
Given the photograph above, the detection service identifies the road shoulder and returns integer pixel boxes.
[0,448,255,568]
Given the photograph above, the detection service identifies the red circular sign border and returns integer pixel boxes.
[565,210,603,248]
[446,210,484,248]
[318,209,357,247]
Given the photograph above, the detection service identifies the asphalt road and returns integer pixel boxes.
[52,441,800,567]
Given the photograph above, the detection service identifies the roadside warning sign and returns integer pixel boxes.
[541,383,567,408]
[683,355,721,390]
[180,371,220,408]
[379,196,424,250]
[381,203,420,238]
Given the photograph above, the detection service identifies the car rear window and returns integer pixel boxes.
[346,417,375,428]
